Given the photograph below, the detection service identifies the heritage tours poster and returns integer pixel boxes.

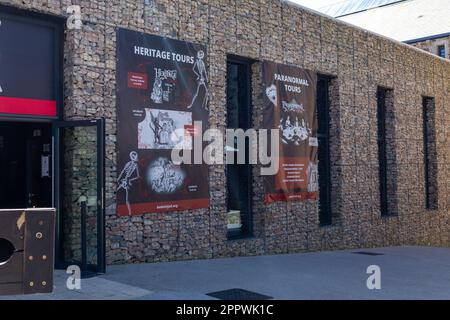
[262,61,318,203]
[116,28,209,216]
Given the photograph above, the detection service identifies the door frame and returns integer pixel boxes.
[52,118,106,274]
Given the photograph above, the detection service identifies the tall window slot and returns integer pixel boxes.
[226,56,253,239]
[437,45,446,59]
[376,87,397,216]
[317,76,333,225]
[422,96,438,210]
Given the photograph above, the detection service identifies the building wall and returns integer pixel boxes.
[2,0,449,265]
[411,36,450,60]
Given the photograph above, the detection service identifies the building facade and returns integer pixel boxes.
[318,0,450,60]
[0,0,449,270]
[409,35,450,60]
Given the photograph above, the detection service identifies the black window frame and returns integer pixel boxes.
[317,75,333,226]
[377,87,389,216]
[225,55,254,240]
[422,96,438,210]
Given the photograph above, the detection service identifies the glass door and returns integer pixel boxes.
[53,119,105,275]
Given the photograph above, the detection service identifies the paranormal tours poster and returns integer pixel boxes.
[262,61,318,203]
[116,28,209,216]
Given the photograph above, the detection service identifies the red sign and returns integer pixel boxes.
[127,72,148,89]
[184,124,201,136]
[0,13,61,119]
[0,97,57,117]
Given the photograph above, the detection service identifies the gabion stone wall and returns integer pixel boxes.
[3,0,449,265]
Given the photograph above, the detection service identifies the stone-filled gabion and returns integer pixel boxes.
[3,0,449,265]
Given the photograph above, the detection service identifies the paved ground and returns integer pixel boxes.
[2,246,450,300]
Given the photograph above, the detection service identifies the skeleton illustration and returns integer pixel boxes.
[307,162,318,192]
[265,84,277,106]
[147,157,185,194]
[117,151,140,215]
[279,115,311,145]
[187,50,209,110]
[151,68,177,104]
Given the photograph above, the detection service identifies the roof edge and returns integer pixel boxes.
[405,32,450,44]
[334,0,407,18]
[284,0,450,65]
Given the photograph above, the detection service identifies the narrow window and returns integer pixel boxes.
[317,76,332,225]
[377,87,397,216]
[226,56,253,239]
[437,45,446,59]
[422,96,438,210]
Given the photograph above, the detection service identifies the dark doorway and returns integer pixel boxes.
[0,122,52,209]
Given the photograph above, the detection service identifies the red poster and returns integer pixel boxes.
[262,61,318,203]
